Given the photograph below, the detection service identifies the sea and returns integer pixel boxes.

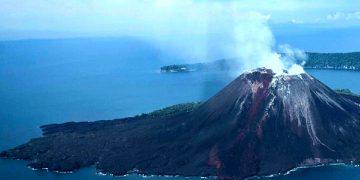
[1,38,360,180]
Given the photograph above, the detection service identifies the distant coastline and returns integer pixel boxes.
[160,52,360,73]
[304,67,359,71]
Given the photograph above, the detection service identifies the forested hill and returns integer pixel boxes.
[160,52,360,72]
[305,52,360,70]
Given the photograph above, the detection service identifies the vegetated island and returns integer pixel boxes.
[160,64,193,73]
[160,59,237,73]
[335,89,359,96]
[160,52,360,72]
[2,68,360,179]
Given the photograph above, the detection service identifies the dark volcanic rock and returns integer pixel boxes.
[2,68,360,179]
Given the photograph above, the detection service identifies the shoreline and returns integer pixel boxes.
[159,66,360,74]
[304,67,360,71]
[2,157,360,179]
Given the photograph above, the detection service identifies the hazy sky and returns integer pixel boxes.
[0,0,359,59]
[0,0,359,76]
[0,0,359,40]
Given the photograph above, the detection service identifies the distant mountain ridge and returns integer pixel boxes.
[160,52,360,72]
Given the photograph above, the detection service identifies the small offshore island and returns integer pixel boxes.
[160,52,360,73]
[160,65,192,73]
[2,68,360,179]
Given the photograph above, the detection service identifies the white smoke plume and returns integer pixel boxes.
[228,10,306,75]
[278,44,308,74]
[15,0,307,74]
[143,1,308,75]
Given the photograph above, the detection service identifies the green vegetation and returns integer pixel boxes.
[138,102,202,118]
[335,89,353,94]
[334,89,359,96]
[160,52,360,72]
[305,52,360,70]
[160,64,191,72]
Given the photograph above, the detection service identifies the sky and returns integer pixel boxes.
[0,0,359,57]
[0,0,359,39]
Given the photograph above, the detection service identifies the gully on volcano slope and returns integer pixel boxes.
[1,68,360,179]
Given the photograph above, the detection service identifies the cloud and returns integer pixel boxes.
[290,19,304,24]
[226,11,306,75]
[0,0,312,74]
[326,11,360,21]
[0,0,359,34]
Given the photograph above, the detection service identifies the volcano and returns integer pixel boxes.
[2,68,360,179]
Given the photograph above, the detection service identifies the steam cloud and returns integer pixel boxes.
[139,1,307,75]
[56,0,307,75]
[229,12,307,75]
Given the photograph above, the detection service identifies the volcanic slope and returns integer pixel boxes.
[2,68,360,179]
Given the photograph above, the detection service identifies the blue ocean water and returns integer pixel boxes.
[1,38,360,180]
